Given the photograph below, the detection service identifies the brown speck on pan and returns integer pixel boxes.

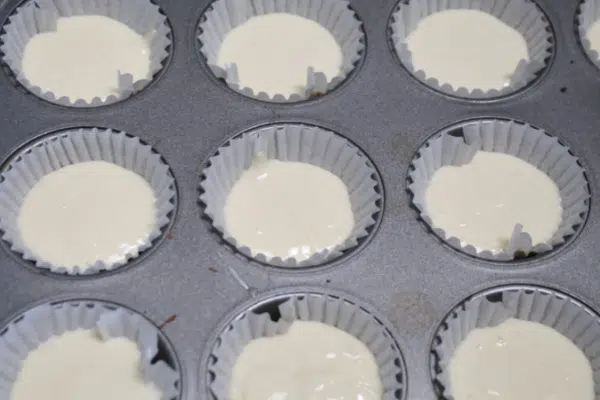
[310,91,324,98]
[167,232,173,240]
[158,314,177,329]
[209,267,217,273]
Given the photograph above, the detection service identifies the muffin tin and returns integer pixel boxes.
[0,0,599,399]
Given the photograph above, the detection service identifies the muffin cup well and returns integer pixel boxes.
[408,119,589,261]
[0,0,172,107]
[0,127,177,275]
[0,300,180,399]
[431,285,600,399]
[389,0,553,99]
[199,123,381,268]
[197,0,364,103]
[207,291,406,400]
[577,0,600,71]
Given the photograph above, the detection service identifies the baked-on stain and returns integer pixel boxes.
[158,314,177,329]
[389,291,438,337]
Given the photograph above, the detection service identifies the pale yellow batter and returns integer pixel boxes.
[425,151,562,253]
[585,20,600,57]
[11,329,161,400]
[22,15,151,101]
[224,158,354,261]
[406,10,529,91]
[230,321,382,400]
[18,161,156,270]
[449,318,594,400]
[217,13,342,97]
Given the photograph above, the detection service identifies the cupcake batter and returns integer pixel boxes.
[425,151,562,253]
[585,19,600,56]
[22,15,151,102]
[217,13,342,97]
[405,10,529,91]
[224,157,354,261]
[10,329,161,400]
[449,318,594,400]
[230,320,382,400]
[18,161,156,270]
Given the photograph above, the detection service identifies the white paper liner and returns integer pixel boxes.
[199,124,381,267]
[207,292,406,399]
[408,119,590,261]
[0,127,177,275]
[0,0,172,107]
[389,0,553,99]
[432,286,600,399]
[0,300,180,399]
[197,0,364,102]
[577,0,600,71]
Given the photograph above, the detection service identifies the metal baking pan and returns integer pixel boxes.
[0,0,598,399]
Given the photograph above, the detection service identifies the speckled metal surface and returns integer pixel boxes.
[0,0,598,399]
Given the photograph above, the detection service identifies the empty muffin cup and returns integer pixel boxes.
[206,290,406,400]
[0,127,177,275]
[431,285,600,399]
[577,0,600,71]
[0,0,172,107]
[197,0,365,102]
[389,0,553,99]
[0,300,180,399]
[408,119,589,261]
[199,123,382,268]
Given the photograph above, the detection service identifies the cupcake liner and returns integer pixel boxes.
[577,0,600,71]
[197,0,364,102]
[390,0,553,99]
[0,300,180,399]
[0,0,172,107]
[408,119,589,261]
[0,127,177,275]
[199,123,381,268]
[432,286,600,399]
[207,291,406,400]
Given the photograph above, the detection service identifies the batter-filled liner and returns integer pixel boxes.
[207,291,406,400]
[0,127,177,275]
[197,0,364,102]
[0,300,180,399]
[0,0,172,107]
[389,0,553,99]
[199,123,381,268]
[577,0,600,72]
[431,285,600,399]
[408,119,589,261]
